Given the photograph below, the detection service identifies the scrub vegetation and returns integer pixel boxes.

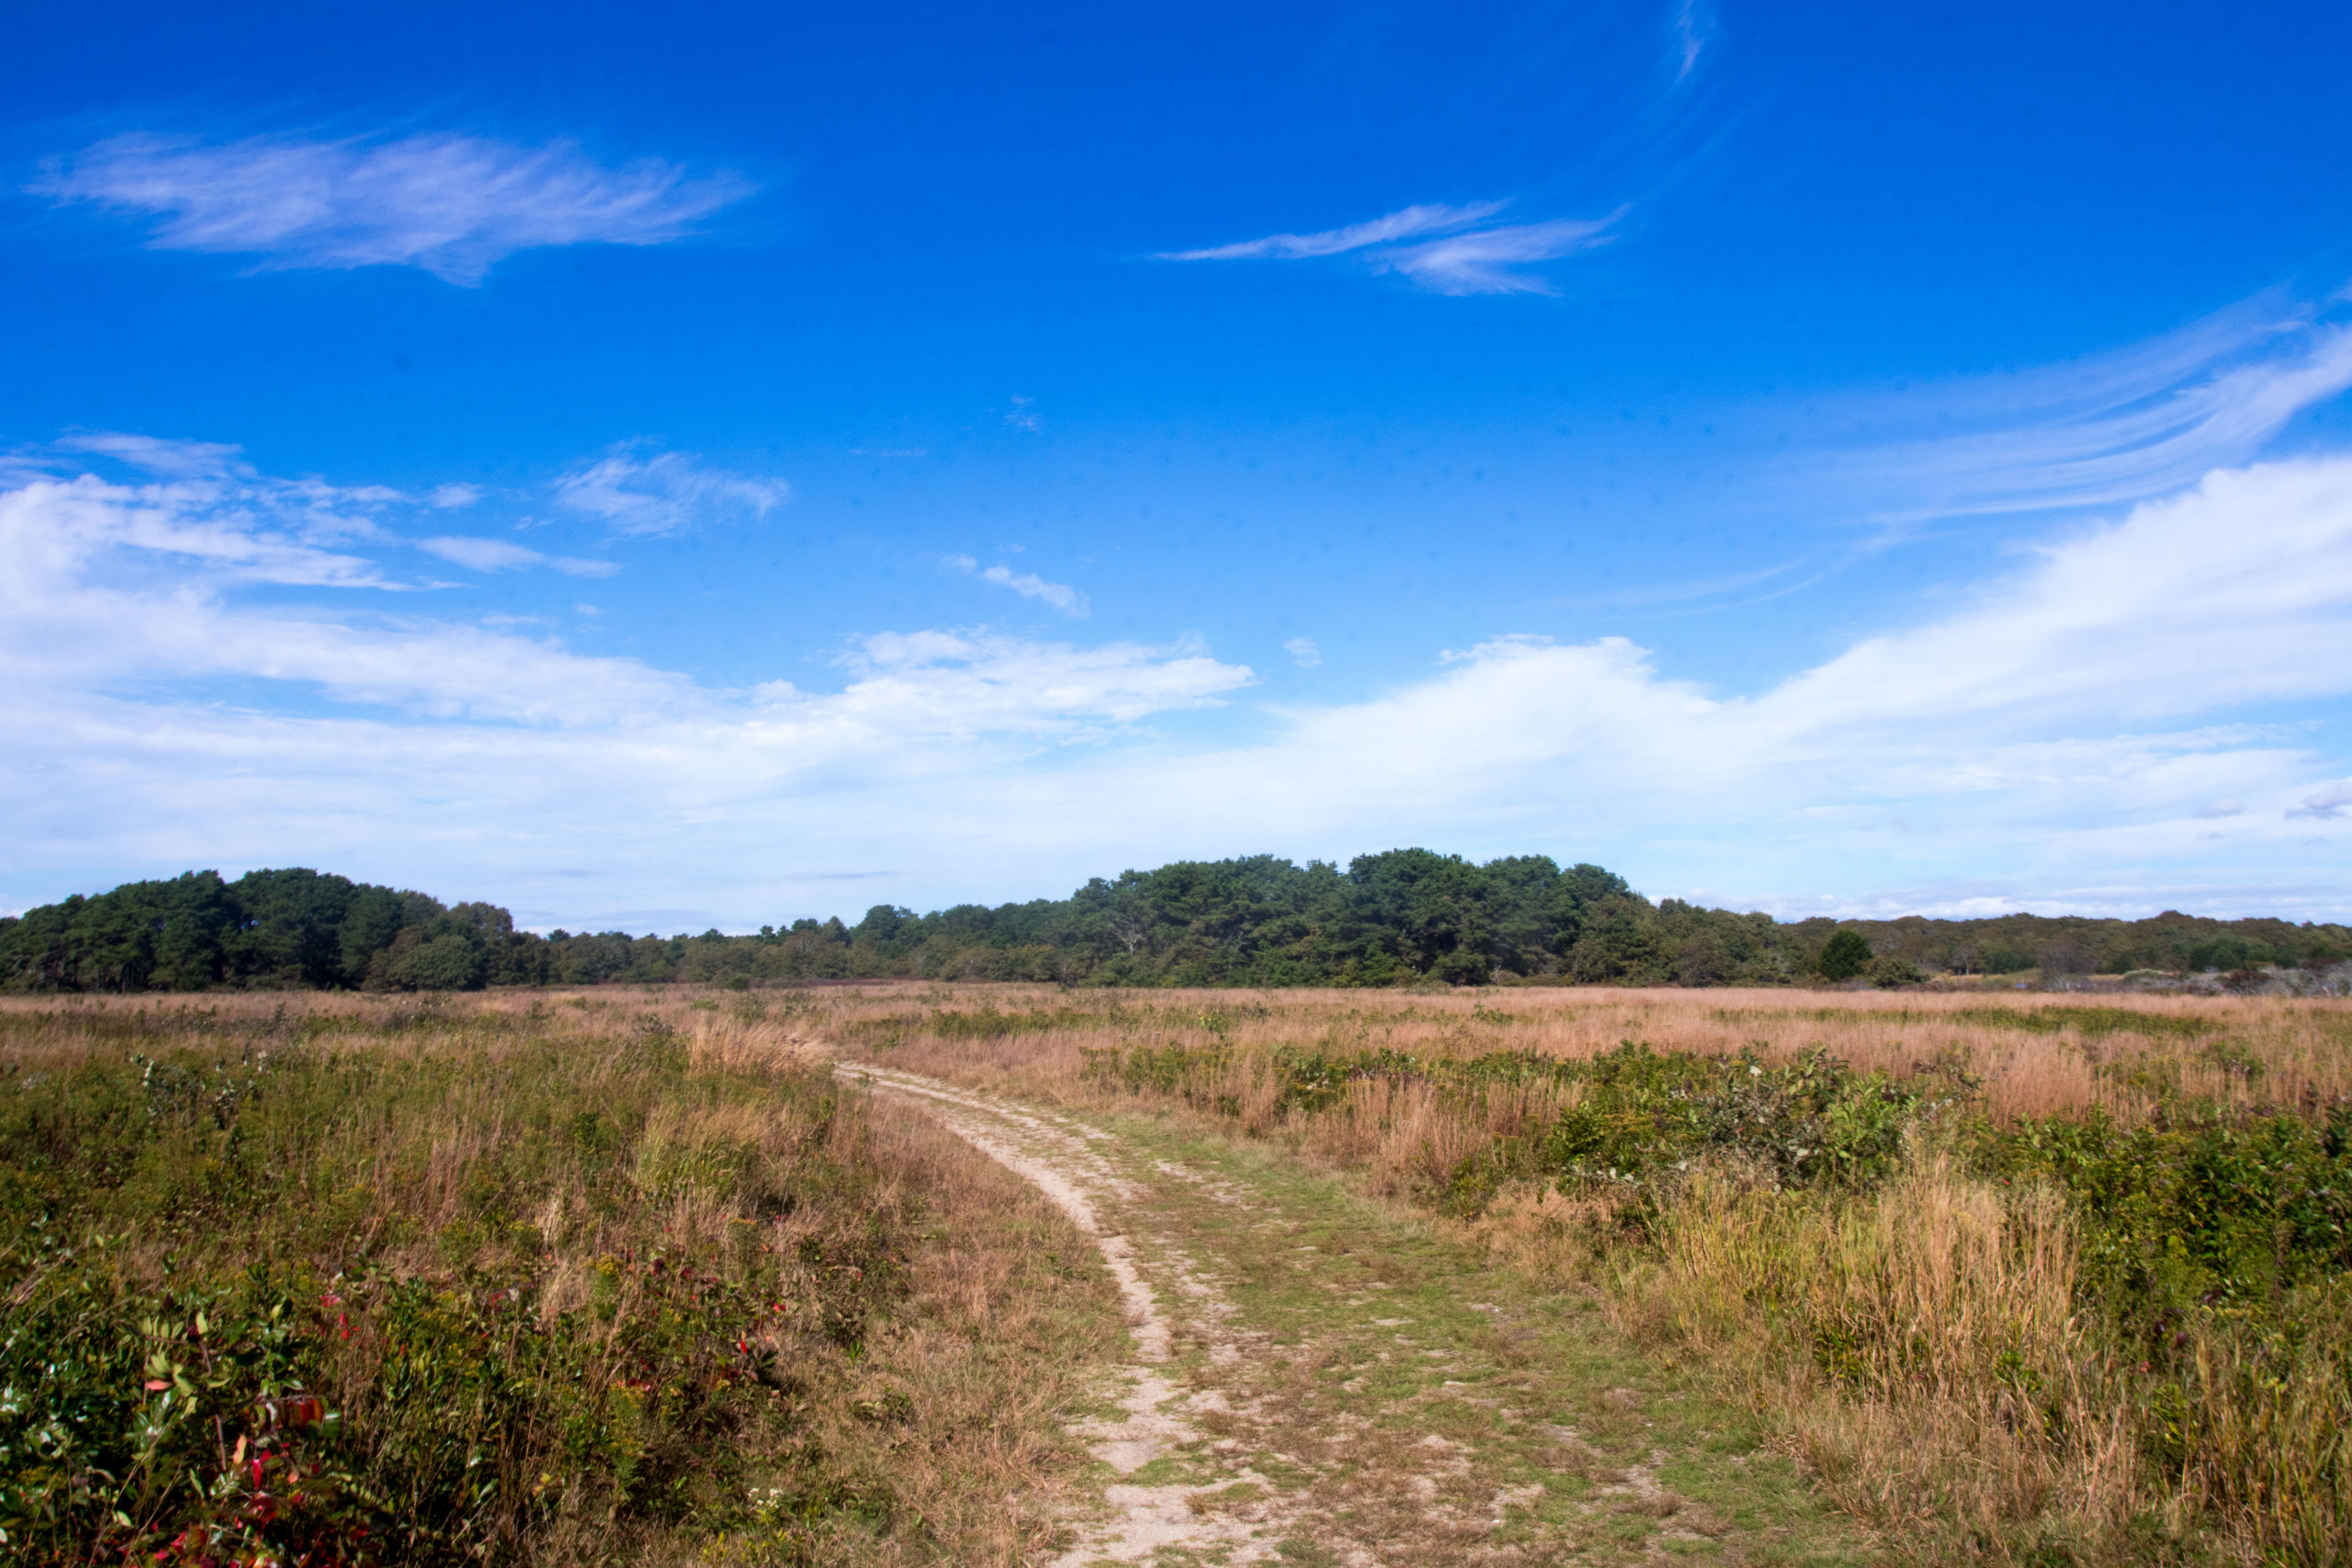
[823,982,2352,1566]
[0,992,1115,1566]
[7,972,2350,1565]
[5,854,2347,993]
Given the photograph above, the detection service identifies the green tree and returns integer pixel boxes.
[1818,928,1873,981]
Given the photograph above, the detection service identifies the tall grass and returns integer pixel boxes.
[813,981,2352,1564]
[0,992,1114,1567]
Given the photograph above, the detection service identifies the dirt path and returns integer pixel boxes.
[837,1061,1866,1567]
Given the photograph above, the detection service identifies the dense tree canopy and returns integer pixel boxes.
[0,869,540,993]
[2,853,2345,993]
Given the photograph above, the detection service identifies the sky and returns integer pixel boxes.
[4,0,2352,933]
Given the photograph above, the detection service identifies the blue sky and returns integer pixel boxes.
[5,0,2352,932]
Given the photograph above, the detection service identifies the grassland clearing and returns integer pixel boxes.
[8,981,2346,1566]
[815,982,2352,1566]
[835,1058,1863,1566]
[0,991,1118,1566]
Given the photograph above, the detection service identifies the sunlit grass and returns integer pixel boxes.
[818,981,2352,1565]
[0,991,1117,1567]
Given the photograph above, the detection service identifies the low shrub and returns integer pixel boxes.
[0,1009,912,1566]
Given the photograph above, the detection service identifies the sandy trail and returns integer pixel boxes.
[837,1060,1856,1568]
[837,1062,1294,1564]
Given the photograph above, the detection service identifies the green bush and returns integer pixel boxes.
[0,1013,914,1565]
[1864,953,1923,987]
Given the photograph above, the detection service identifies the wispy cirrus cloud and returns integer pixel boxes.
[31,131,752,284]
[554,448,789,537]
[1672,1,1717,82]
[417,535,616,578]
[1378,213,1623,295]
[0,452,1242,737]
[55,431,255,480]
[10,432,406,583]
[1154,202,1507,262]
[1154,201,1623,295]
[1823,292,2352,526]
[946,554,1090,617]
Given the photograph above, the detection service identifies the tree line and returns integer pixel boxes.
[2,851,2345,993]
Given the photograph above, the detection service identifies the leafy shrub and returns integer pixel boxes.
[1069,1004,2352,1561]
[1864,954,1923,987]
[0,1014,914,1565]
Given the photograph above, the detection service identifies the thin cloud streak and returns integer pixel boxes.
[1377,213,1623,295]
[1827,295,2352,525]
[554,448,789,537]
[417,535,616,578]
[32,131,752,284]
[1155,201,1622,295]
[1673,1,1717,81]
[946,554,1090,617]
[1153,202,1506,262]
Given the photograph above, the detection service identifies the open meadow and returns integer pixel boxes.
[817,982,2352,1566]
[0,990,1118,1566]
[5,981,2349,1566]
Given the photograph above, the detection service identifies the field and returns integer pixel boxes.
[4,983,2348,1565]
[815,983,2352,1565]
[0,992,1117,1566]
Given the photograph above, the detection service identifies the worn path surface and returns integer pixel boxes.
[836,1061,1869,1568]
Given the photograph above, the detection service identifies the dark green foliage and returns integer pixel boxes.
[1972,1106,2352,1336]
[1817,929,1874,981]
[0,870,543,993]
[1863,954,1923,987]
[9,856,2348,993]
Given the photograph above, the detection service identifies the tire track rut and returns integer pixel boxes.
[837,1060,1864,1568]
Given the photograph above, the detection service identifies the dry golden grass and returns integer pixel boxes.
[13,980,2345,1563]
[785,979,2352,1565]
[773,978,2352,1126]
[0,989,1121,1567]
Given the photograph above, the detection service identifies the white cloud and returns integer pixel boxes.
[1284,638,1322,668]
[1825,295,2352,524]
[417,535,616,578]
[555,448,789,537]
[823,630,1244,736]
[2289,781,2352,820]
[429,484,483,509]
[1673,1,1716,81]
[7,445,2352,927]
[1155,201,1619,295]
[0,450,399,590]
[946,554,1090,617]
[1376,216,1621,296]
[984,565,1084,615]
[0,480,686,725]
[1155,202,1507,262]
[56,431,252,479]
[32,132,751,285]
